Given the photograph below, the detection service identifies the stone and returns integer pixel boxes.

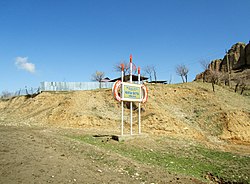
[195,42,250,82]
[245,43,250,65]
[220,43,246,72]
[209,59,222,71]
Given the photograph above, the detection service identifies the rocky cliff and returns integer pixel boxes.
[195,42,250,82]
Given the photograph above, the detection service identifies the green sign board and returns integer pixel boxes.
[122,82,142,102]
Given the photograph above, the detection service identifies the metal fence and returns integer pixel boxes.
[0,82,114,99]
[0,87,40,99]
[40,82,114,91]
[15,88,41,96]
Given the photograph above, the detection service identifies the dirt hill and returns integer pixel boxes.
[1,82,250,145]
[1,82,250,183]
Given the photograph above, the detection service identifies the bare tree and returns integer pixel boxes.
[176,64,189,83]
[200,60,210,70]
[92,71,105,89]
[114,61,137,81]
[234,76,247,95]
[200,60,210,82]
[234,77,241,93]
[144,65,157,82]
[221,73,229,86]
[240,81,247,95]
[209,70,221,92]
[114,61,130,76]
[144,65,153,82]
[152,66,157,82]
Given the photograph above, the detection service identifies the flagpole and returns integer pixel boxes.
[130,54,133,135]
[138,67,141,134]
[121,64,124,136]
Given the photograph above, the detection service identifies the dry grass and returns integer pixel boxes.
[0,81,250,144]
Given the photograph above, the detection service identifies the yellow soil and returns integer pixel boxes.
[1,82,250,146]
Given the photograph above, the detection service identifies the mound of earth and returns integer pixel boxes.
[1,82,250,145]
[1,82,250,183]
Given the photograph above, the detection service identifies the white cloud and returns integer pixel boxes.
[15,57,36,73]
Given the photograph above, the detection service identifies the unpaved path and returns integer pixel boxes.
[0,125,204,184]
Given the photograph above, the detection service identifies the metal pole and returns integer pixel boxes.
[130,54,133,135]
[226,50,231,88]
[121,64,124,136]
[138,67,141,134]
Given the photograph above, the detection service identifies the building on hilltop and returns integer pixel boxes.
[109,75,148,82]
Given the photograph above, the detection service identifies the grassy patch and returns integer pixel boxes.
[68,135,250,183]
[203,114,224,136]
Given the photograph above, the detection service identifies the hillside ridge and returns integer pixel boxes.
[1,82,250,149]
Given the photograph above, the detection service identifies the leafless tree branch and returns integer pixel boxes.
[92,71,105,88]
[176,64,189,83]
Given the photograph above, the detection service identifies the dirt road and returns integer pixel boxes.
[0,125,204,184]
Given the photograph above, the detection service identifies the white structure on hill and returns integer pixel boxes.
[40,82,114,91]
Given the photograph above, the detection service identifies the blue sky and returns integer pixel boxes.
[0,0,250,92]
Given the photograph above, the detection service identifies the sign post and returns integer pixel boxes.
[129,55,133,135]
[138,67,141,134]
[121,64,124,136]
[112,55,148,136]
